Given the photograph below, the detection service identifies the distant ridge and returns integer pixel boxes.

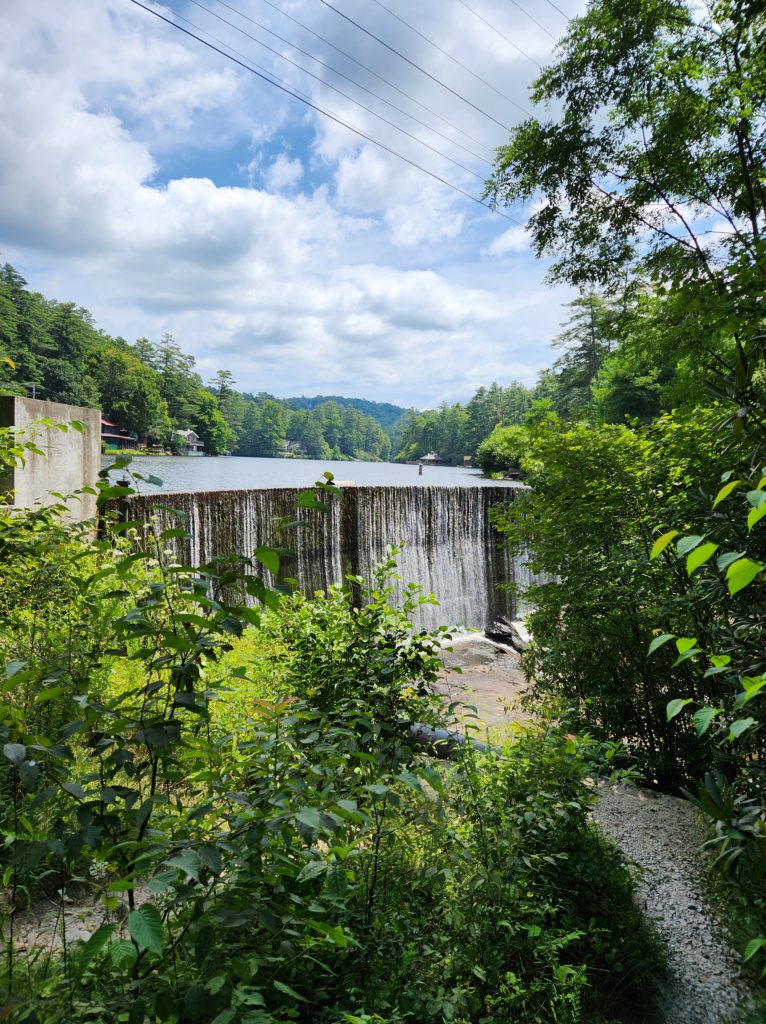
[284,395,410,433]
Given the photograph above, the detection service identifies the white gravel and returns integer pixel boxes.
[592,782,756,1024]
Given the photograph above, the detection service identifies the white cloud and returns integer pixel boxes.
[264,154,304,192]
[484,225,530,257]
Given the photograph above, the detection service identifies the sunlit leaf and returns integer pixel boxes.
[728,718,756,741]
[686,542,718,575]
[692,706,720,736]
[712,479,741,507]
[726,558,763,596]
[649,530,679,559]
[648,633,675,656]
[666,698,693,721]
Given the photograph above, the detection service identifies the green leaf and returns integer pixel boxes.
[686,542,718,575]
[666,698,693,722]
[716,550,743,571]
[650,530,678,559]
[36,686,67,703]
[294,808,323,830]
[747,503,766,531]
[676,535,703,557]
[110,939,138,970]
[675,637,698,654]
[19,762,39,791]
[254,546,280,575]
[128,903,164,954]
[647,633,675,655]
[741,677,766,704]
[3,743,26,766]
[165,850,202,880]
[273,980,307,1002]
[73,924,115,981]
[726,558,763,596]
[743,937,766,963]
[712,479,741,507]
[728,718,756,741]
[745,489,766,508]
[692,707,720,736]
[210,1011,236,1024]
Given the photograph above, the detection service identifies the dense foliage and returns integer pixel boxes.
[484,0,766,990]
[0,435,665,1023]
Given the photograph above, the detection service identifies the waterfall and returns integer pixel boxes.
[121,485,527,631]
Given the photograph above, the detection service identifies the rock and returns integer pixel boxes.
[439,635,517,670]
[486,617,530,652]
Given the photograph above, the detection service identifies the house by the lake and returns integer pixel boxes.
[174,428,204,455]
[101,418,138,450]
[417,451,444,465]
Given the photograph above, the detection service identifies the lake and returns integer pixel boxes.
[103,455,513,493]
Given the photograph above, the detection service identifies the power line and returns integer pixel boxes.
[367,0,532,117]
[185,0,488,180]
[454,0,541,68]
[128,0,526,225]
[206,0,492,164]
[247,0,496,156]
[541,0,571,20]
[317,0,514,132]
[506,0,558,41]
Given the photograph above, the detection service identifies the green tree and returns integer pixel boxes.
[190,387,236,455]
[238,398,286,457]
[89,347,171,441]
[487,0,766,395]
[545,294,621,419]
[155,333,201,427]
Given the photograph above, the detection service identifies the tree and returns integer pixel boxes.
[545,294,620,419]
[190,388,236,456]
[486,0,766,378]
[89,347,171,441]
[155,333,201,427]
[238,398,286,457]
[209,369,236,400]
[288,409,331,460]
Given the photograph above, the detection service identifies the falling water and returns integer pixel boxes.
[121,485,530,630]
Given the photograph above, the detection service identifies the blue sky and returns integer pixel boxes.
[0,0,586,407]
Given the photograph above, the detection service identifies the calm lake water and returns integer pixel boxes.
[102,455,513,494]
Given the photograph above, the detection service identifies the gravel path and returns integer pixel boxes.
[591,782,754,1024]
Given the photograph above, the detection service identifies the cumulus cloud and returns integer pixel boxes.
[484,225,530,257]
[264,154,304,192]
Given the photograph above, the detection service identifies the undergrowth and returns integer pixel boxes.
[0,451,665,1023]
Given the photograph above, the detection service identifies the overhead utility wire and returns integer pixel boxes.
[542,0,571,20]
[185,0,487,179]
[128,0,525,226]
[317,0,514,131]
[205,0,490,164]
[454,0,541,68]
[506,0,558,41]
[247,0,495,156]
[367,0,531,117]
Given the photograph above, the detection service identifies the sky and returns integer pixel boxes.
[0,0,586,408]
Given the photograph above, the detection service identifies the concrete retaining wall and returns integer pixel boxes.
[0,397,101,521]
